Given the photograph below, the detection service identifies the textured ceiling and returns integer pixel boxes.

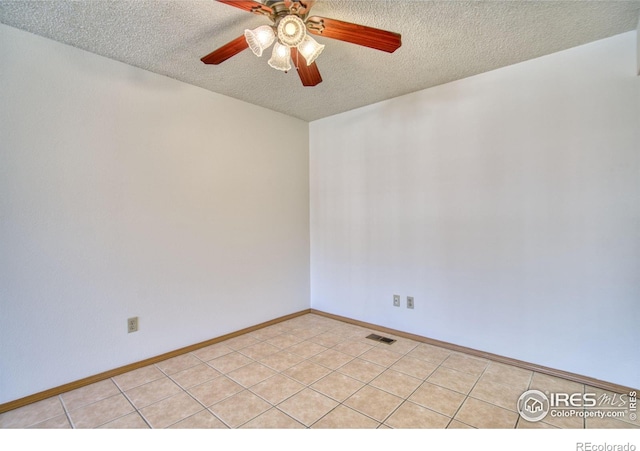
[1,0,639,121]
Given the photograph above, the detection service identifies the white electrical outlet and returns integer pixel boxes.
[407,296,414,309]
[393,295,401,307]
[128,317,139,333]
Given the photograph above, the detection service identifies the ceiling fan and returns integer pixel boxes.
[201,0,402,86]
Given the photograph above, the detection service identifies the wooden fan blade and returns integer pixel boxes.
[306,16,401,53]
[216,0,272,16]
[201,35,248,65]
[291,47,322,86]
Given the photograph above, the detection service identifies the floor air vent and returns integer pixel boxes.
[366,333,396,345]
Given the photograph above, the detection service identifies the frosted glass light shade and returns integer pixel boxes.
[268,42,292,72]
[297,35,324,66]
[244,25,276,57]
[277,15,306,47]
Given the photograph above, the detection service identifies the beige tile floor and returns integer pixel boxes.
[1,313,638,429]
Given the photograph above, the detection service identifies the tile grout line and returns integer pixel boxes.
[312,323,445,427]
[249,319,328,428]
[170,346,259,429]
[345,337,444,427]
[445,360,491,429]
[202,326,313,428]
[376,348,460,428]
[133,360,208,429]
[112,376,153,429]
[305,340,424,428]
[270,405,311,429]
[58,394,76,429]
[247,322,369,428]
[263,323,336,428]
[363,345,430,427]
[401,347,452,428]
[279,347,352,428]
[309,376,372,428]
[515,369,535,430]
[407,348,479,427]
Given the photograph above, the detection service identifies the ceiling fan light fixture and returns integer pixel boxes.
[268,42,292,72]
[244,25,276,57]
[203,1,402,87]
[297,35,325,66]
[277,15,306,47]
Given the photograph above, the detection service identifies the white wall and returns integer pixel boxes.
[310,32,640,388]
[0,24,309,404]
